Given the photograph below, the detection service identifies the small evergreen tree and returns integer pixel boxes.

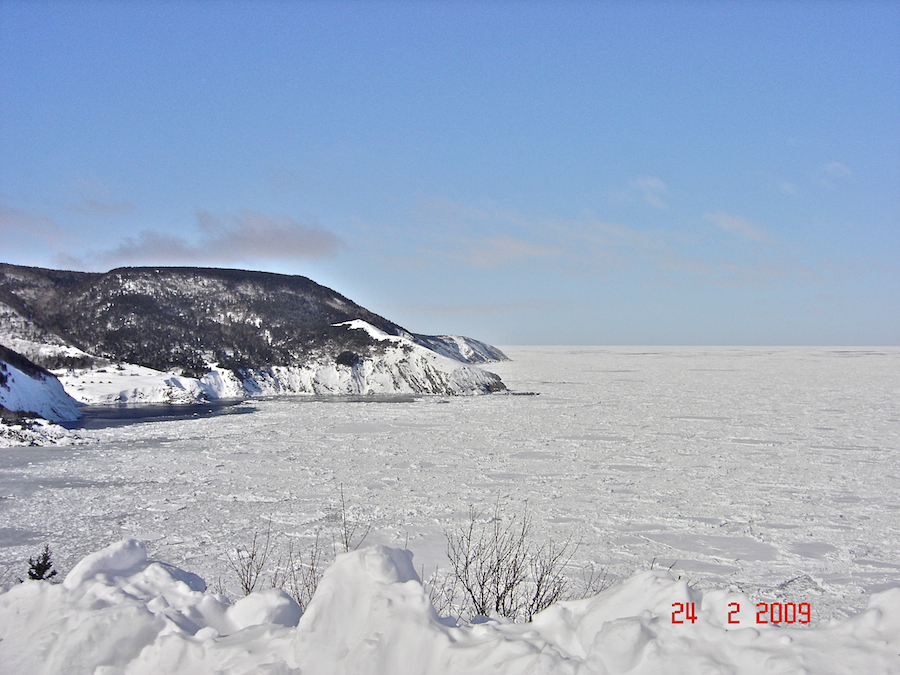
[27,544,58,581]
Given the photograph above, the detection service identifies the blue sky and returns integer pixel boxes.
[1,1,897,345]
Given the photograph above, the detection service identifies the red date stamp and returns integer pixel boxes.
[672,602,811,625]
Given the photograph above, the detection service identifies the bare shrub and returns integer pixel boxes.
[271,532,327,611]
[226,521,274,596]
[336,483,370,553]
[446,503,528,619]
[526,538,575,620]
[0,562,18,588]
[226,486,370,604]
[578,562,612,599]
[445,502,604,622]
[422,566,460,619]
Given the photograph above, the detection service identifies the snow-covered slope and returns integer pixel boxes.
[412,333,509,363]
[0,345,82,422]
[56,321,504,403]
[1,540,897,675]
[55,361,246,405]
[0,301,95,370]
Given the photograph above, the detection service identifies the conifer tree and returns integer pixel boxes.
[27,544,57,581]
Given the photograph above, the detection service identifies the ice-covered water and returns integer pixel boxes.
[1,346,898,622]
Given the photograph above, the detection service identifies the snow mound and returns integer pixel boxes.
[1,541,898,675]
[0,345,83,422]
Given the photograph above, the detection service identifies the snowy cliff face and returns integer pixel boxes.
[236,321,505,396]
[56,321,504,404]
[0,345,82,422]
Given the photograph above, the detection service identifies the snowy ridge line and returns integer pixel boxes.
[56,320,505,405]
[1,539,898,674]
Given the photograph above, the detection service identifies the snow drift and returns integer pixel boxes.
[1,540,898,675]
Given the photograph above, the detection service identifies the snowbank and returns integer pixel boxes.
[1,540,898,675]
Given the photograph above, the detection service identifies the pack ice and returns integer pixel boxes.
[1,539,898,675]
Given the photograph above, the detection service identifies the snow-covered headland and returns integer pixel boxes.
[0,345,82,423]
[53,320,504,406]
[0,264,509,411]
[0,344,86,447]
[1,539,897,674]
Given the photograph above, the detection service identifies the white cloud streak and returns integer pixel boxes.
[824,161,852,178]
[629,176,669,209]
[705,211,771,242]
[400,196,818,291]
[779,182,797,196]
[400,300,559,316]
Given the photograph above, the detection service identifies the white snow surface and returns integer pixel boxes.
[1,538,898,674]
[0,356,83,422]
[1,346,899,672]
[53,320,503,404]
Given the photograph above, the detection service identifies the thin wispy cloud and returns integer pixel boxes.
[372,195,819,294]
[400,300,559,316]
[0,205,65,243]
[94,210,343,267]
[412,196,527,234]
[779,181,798,196]
[705,211,770,243]
[411,196,669,274]
[629,176,669,209]
[68,198,135,216]
[197,210,343,259]
[821,161,852,189]
[824,161,852,178]
[714,262,819,289]
[465,235,562,268]
[67,176,134,216]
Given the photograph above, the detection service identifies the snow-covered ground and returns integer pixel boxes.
[1,346,898,672]
[2,539,898,674]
